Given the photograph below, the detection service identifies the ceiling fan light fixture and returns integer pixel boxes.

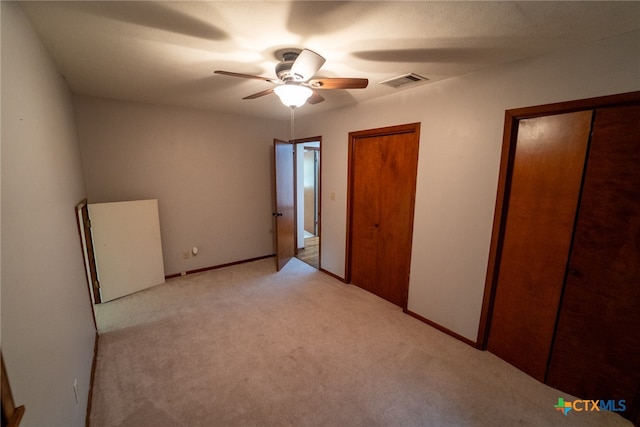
[274,84,313,108]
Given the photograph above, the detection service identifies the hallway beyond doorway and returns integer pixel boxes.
[296,236,318,269]
[295,138,321,270]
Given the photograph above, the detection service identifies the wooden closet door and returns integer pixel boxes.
[487,111,592,381]
[546,104,640,423]
[350,135,382,293]
[349,124,420,308]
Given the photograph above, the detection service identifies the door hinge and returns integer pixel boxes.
[93,279,100,290]
[84,219,91,228]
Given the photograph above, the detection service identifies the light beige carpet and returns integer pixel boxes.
[91,257,631,426]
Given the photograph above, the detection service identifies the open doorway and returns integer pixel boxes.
[294,138,321,269]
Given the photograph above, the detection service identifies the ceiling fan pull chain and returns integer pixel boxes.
[290,106,295,143]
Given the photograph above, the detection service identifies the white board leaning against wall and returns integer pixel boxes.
[88,199,165,302]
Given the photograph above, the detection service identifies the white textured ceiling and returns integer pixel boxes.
[20,1,640,120]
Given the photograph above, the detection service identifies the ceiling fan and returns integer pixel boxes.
[215,48,368,107]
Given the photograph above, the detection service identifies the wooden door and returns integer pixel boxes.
[273,139,295,271]
[88,199,165,302]
[348,123,420,308]
[546,104,640,422]
[486,111,592,381]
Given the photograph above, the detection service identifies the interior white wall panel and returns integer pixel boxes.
[74,97,287,276]
[296,30,640,342]
[1,3,97,425]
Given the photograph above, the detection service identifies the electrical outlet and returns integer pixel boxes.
[182,251,190,259]
[73,378,79,404]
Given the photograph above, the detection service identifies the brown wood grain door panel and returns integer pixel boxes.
[350,136,382,292]
[487,111,593,381]
[546,104,640,422]
[348,124,420,308]
[274,139,295,271]
[377,132,419,306]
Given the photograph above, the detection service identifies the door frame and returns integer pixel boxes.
[293,136,322,269]
[477,91,640,349]
[345,123,420,308]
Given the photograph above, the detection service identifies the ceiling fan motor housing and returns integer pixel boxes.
[275,50,302,82]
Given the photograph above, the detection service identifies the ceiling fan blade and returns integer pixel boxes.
[290,49,326,81]
[215,70,277,83]
[308,78,368,89]
[307,90,325,105]
[242,88,275,100]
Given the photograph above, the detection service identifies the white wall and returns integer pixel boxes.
[74,96,288,276]
[1,3,96,426]
[297,30,640,342]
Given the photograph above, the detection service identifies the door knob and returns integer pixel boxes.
[272,212,283,217]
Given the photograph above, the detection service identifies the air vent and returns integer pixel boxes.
[380,73,429,88]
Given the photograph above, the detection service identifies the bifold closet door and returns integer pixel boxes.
[486,111,592,381]
[349,124,420,308]
[546,105,640,422]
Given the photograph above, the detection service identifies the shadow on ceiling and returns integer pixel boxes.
[70,1,228,41]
